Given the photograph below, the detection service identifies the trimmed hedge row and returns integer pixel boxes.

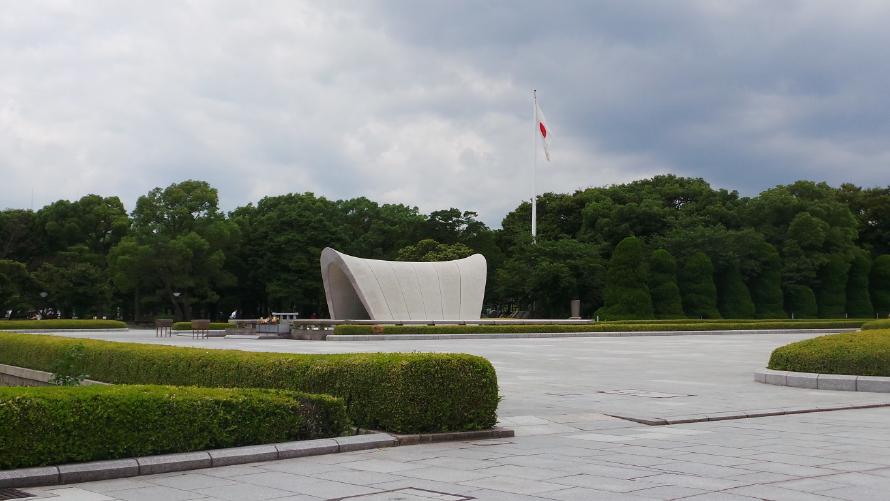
[333,320,865,336]
[0,319,127,330]
[172,322,231,330]
[0,333,498,433]
[862,319,890,330]
[606,318,868,324]
[768,329,890,377]
[0,385,349,469]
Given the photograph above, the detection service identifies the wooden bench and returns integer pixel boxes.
[155,319,173,337]
[191,319,210,339]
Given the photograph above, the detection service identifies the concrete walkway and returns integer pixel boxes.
[15,329,890,500]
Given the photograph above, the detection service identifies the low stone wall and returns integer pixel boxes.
[0,364,107,387]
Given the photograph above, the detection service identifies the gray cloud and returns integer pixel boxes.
[2,1,889,225]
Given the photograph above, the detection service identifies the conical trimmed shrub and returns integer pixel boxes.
[846,251,873,317]
[872,255,890,317]
[649,249,684,319]
[785,284,818,318]
[817,254,850,318]
[748,244,785,318]
[679,252,721,318]
[717,262,755,318]
[596,236,653,320]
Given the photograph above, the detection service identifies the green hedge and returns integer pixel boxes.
[0,333,498,433]
[0,385,349,469]
[334,319,865,335]
[0,319,127,330]
[768,329,890,376]
[862,319,890,330]
[172,322,231,330]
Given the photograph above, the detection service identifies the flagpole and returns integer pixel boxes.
[531,89,537,244]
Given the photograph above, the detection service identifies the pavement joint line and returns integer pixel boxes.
[327,328,859,341]
[0,428,514,489]
[607,403,890,426]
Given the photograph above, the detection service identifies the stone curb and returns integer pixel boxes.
[755,368,890,393]
[327,328,858,341]
[0,428,514,488]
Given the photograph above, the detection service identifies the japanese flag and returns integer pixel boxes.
[536,100,551,161]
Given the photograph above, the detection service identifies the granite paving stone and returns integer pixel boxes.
[112,484,207,501]
[24,330,890,501]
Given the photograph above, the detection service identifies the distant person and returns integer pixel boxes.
[229,310,238,320]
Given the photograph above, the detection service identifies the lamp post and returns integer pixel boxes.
[39,291,48,320]
[172,292,182,321]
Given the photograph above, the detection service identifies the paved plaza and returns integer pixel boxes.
[20,330,890,500]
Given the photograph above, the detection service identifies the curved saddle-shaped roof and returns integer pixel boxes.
[320,247,487,320]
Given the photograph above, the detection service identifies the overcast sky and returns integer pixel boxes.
[2,1,889,225]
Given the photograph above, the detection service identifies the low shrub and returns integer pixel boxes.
[0,319,127,330]
[0,333,498,433]
[334,319,865,336]
[768,329,890,376]
[862,319,890,330]
[0,385,349,469]
[172,322,231,330]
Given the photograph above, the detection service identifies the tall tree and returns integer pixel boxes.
[0,210,42,263]
[648,249,684,318]
[596,236,653,320]
[0,260,35,315]
[496,238,603,318]
[748,243,785,318]
[717,262,755,318]
[679,252,721,318]
[117,180,237,320]
[871,255,890,317]
[396,239,475,262]
[816,254,850,318]
[785,285,818,318]
[846,250,873,317]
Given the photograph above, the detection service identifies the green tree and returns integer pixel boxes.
[337,198,426,259]
[846,250,873,317]
[679,252,721,318]
[0,260,35,315]
[33,248,111,318]
[785,285,818,318]
[496,238,603,318]
[746,181,858,287]
[396,239,475,262]
[596,236,653,320]
[816,254,850,318]
[838,183,890,255]
[648,249,684,318]
[871,255,890,317]
[717,262,755,318]
[35,195,128,257]
[107,237,154,321]
[0,210,42,263]
[747,243,785,318]
[231,193,348,316]
[116,180,238,320]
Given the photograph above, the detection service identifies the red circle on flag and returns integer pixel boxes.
[539,122,547,138]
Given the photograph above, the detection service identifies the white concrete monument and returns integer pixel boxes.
[320,247,487,320]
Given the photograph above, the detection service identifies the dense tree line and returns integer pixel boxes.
[2,175,890,321]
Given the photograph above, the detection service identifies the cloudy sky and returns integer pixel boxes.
[2,1,889,225]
